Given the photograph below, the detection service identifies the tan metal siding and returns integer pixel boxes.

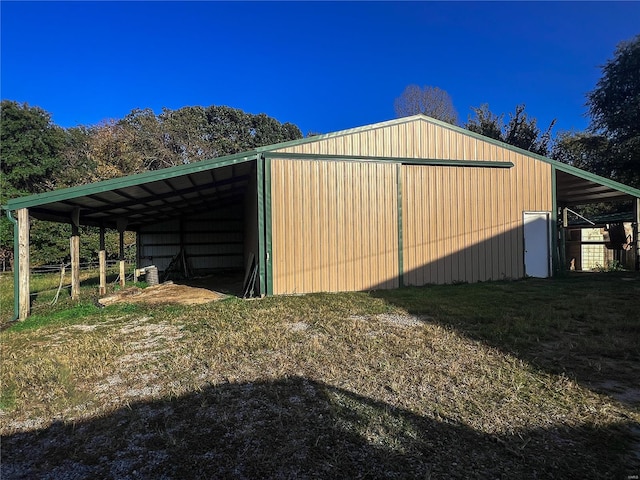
[272,119,513,162]
[272,117,553,288]
[271,159,399,294]
[402,157,552,285]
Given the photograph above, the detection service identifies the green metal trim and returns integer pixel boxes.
[256,155,266,296]
[5,209,19,321]
[551,166,559,275]
[553,163,640,199]
[264,157,273,296]
[414,115,640,200]
[396,164,404,287]
[263,152,514,168]
[5,151,259,210]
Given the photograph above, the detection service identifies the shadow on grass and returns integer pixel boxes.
[371,272,640,409]
[1,377,635,479]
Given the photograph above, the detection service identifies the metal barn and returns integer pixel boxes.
[5,115,640,319]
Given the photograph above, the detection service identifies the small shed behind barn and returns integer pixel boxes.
[5,115,640,319]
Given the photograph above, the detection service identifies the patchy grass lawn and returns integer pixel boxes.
[1,272,639,479]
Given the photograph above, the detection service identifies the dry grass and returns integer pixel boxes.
[1,273,639,478]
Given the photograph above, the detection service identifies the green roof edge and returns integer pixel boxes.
[5,151,259,210]
[415,115,640,200]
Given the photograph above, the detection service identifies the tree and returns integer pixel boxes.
[588,35,640,142]
[552,132,633,217]
[119,108,175,171]
[117,105,304,170]
[88,120,145,180]
[56,126,96,188]
[583,35,640,187]
[552,132,610,174]
[0,100,64,197]
[465,104,503,141]
[202,105,302,157]
[394,85,458,124]
[1,101,65,266]
[465,104,555,156]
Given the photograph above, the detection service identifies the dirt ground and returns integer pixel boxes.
[98,281,227,306]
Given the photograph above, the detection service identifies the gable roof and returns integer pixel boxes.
[268,114,640,204]
[4,115,639,230]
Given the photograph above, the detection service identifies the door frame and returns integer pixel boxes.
[523,211,552,278]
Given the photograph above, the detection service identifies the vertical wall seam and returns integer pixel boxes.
[397,163,404,287]
[264,157,273,295]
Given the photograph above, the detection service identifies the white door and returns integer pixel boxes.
[523,212,551,278]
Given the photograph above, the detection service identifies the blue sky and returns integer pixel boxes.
[2,1,639,137]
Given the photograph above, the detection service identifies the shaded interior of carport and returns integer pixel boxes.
[6,152,264,320]
[554,167,640,272]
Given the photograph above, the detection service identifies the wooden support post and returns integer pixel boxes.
[17,208,30,320]
[70,209,80,300]
[117,218,127,287]
[99,226,106,295]
[118,231,125,287]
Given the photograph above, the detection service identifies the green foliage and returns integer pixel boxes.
[552,35,640,189]
[0,216,14,264]
[587,35,640,142]
[117,105,303,170]
[552,131,609,172]
[0,383,16,411]
[6,302,101,333]
[56,126,96,187]
[29,222,136,266]
[594,260,624,272]
[463,104,502,141]
[0,100,66,266]
[394,85,458,124]
[0,100,64,196]
[466,104,555,156]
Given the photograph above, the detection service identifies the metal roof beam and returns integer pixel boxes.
[133,194,246,228]
[85,174,250,214]
[558,191,633,203]
[83,185,248,222]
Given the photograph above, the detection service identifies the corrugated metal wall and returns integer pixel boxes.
[276,119,525,162]
[402,156,552,285]
[138,206,244,275]
[270,159,399,294]
[270,118,552,289]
